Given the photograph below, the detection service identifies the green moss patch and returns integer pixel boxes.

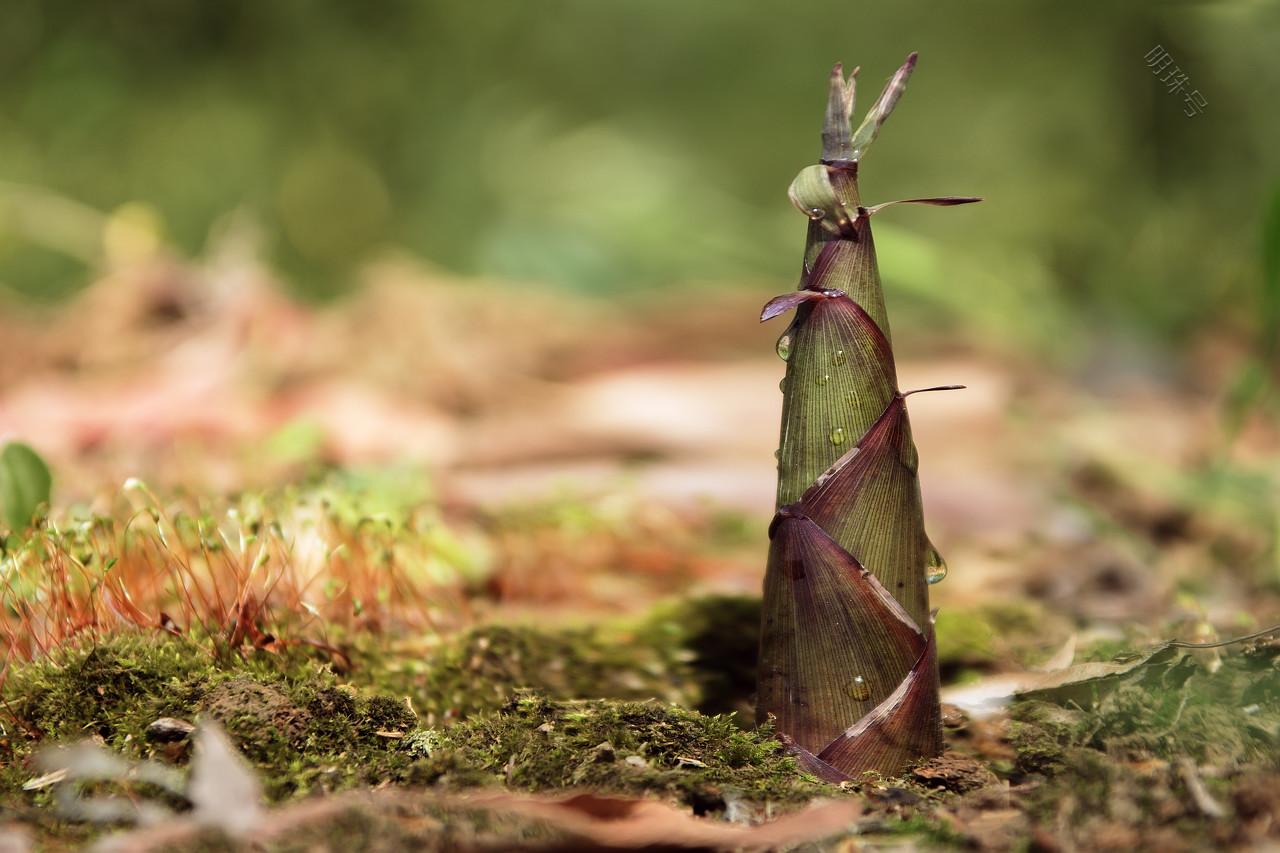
[381,593,762,726]
[0,602,827,848]
[411,693,833,812]
[0,635,422,806]
[401,623,692,726]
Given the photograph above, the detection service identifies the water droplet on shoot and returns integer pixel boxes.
[829,427,846,445]
[807,207,826,220]
[832,350,846,366]
[775,334,792,361]
[925,546,948,585]
[848,676,871,701]
[816,373,830,386]
[773,448,781,461]
[778,377,786,393]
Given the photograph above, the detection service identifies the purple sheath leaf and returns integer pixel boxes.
[808,240,888,337]
[778,733,852,783]
[775,295,897,508]
[798,395,931,628]
[757,514,925,754]
[817,627,943,776]
[761,290,831,322]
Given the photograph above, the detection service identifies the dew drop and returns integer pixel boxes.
[778,377,786,393]
[829,427,846,446]
[925,545,948,585]
[773,448,781,461]
[847,676,871,701]
[832,349,846,366]
[816,373,830,386]
[807,207,826,221]
[775,333,792,361]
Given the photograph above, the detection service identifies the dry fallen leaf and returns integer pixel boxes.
[187,721,263,837]
[93,788,860,852]
[942,626,1280,718]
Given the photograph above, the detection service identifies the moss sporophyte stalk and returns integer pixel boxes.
[756,54,979,780]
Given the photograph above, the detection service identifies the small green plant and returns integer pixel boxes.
[756,54,978,779]
[0,440,52,533]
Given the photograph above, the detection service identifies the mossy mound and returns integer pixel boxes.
[0,635,422,804]
[934,599,1070,680]
[411,693,833,812]
[406,623,691,726]
[636,593,762,718]
[3,637,218,745]
[399,593,762,725]
[0,606,827,848]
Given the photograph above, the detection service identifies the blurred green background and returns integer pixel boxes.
[1,0,1277,362]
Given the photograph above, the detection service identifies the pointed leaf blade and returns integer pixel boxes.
[850,53,918,160]
[863,196,983,217]
[761,289,828,322]
[821,63,858,161]
[777,733,852,783]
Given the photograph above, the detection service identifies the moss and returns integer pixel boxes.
[0,600,805,842]
[934,609,998,674]
[875,813,970,848]
[936,600,1066,680]
[3,636,219,745]
[403,623,691,726]
[1007,701,1084,775]
[0,634,427,808]
[398,593,762,726]
[636,593,761,718]
[201,678,310,764]
[414,692,833,811]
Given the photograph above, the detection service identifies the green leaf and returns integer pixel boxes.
[806,239,889,336]
[820,63,858,162]
[849,52,917,161]
[0,441,53,532]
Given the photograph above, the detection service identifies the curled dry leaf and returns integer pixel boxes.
[942,625,1280,717]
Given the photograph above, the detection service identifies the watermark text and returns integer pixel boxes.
[1145,45,1207,117]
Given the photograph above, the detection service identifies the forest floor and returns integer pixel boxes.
[1,254,1278,850]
